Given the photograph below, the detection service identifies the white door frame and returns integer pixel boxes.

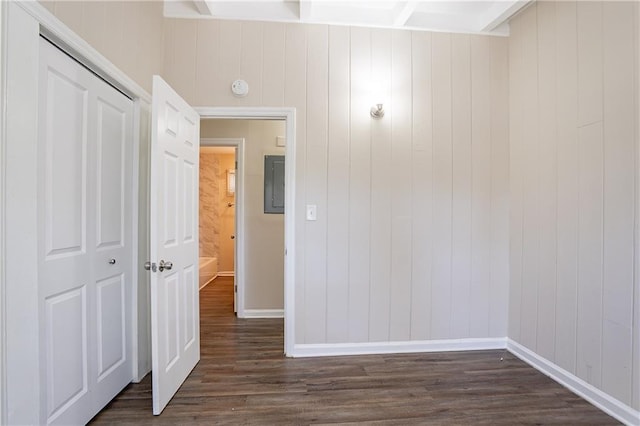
[200,137,245,316]
[196,108,295,357]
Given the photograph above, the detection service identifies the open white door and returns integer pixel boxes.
[149,76,200,415]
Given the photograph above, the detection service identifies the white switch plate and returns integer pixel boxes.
[306,205,317,221]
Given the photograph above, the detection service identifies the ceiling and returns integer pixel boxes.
[164,0,532,36]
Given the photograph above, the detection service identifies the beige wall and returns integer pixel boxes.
[167,19,510,343]
[39,1,164,93]
[509,1,639,410]
[201,120,286,310]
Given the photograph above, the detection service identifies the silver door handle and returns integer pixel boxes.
[158,260,173,272]
[108,258,116,265]
[144,261,157,272]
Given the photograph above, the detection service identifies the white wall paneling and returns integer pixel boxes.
[534,0,558,362]
[450,33,472,339]
[368,27,392,343]
[470,35,491,338]
[389,30,413,341]
[408,30,432,341]
[326,25,351,343]
[304,24,329,343]
[554,0,579,375]
[602,1,636,406]
[509,0,639,415]
[488,36,509,339]
[160,18,510,347]
[430,32,453,339]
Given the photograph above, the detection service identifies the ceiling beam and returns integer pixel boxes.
[192,0,214,16]
[479,0,532,32]
[393,1,417,27]
[299,0,313,22]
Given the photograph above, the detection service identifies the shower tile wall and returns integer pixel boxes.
[199,152,220,258]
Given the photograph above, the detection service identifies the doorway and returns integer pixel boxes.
[199,140,240,312]
[199,119,287,320]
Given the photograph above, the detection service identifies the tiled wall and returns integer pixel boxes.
[199,153,220,258]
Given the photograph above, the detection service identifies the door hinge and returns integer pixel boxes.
[234,285,237,293]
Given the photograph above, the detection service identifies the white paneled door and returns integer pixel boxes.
[150,76,201,415]
[38,37,133,425]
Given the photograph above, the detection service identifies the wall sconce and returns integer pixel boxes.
[370,103,385,119]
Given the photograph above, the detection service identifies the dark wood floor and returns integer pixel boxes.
[90,277,618,425]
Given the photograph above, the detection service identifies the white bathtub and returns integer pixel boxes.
[199,257,218,290]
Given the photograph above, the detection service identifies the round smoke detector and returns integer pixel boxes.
[231,79,249,97]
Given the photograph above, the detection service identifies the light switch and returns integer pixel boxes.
[306,205,317,221]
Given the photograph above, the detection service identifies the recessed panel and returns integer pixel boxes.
[96,99,126,249]
[163,153,178,247]
[45,69,88,258]
[183,116,195,149]
[183,160,195,243]
[164,272,180,371]
[165,102,179,136]
[183,265,196,349]
[45,286,88,420]
[96,274,126,381]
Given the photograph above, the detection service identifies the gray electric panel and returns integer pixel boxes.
[264,155,285,214]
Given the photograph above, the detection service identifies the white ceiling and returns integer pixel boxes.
[164,0,532,36]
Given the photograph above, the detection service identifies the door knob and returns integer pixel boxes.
[230,235,235,240]
[158,260,173,272]
[144,261,157,272]
[108,258,116,265]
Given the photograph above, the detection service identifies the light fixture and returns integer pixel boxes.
[227,169,235,195]
[370,103,385,119]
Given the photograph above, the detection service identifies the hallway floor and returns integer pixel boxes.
[90,277,617,425]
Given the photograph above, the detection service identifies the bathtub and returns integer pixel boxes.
[199,257,218,290]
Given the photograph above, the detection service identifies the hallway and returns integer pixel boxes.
[90,277,616,425]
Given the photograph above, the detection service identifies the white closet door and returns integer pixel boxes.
[37,37,133,425]
[91,53,134,413]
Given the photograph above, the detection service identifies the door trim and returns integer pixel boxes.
[200,137,245,317]
[196,107,296,357]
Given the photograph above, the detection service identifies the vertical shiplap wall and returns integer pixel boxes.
[163,19,510,346]
[509,1,639,410]
[39,1,165,93]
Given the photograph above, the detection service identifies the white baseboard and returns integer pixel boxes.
[217,271,235,277]
[291,337,507,358]
[199,274,218,290]
[507,339,640,426]
[241,309,284,318]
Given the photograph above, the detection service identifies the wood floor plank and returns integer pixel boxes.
[90,276,618,425]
